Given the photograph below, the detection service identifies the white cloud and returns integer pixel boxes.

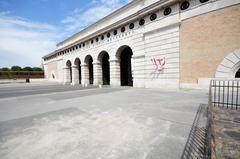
[0,13,63,67]
[61,0,130,34]
[0,0,131,67]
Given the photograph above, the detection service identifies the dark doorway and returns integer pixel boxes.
[235,68,240,78]
[74,58,81,84]
[120,47,133,86]
[88,57,93,84]
[70,68,72,83]
[102,53,110,85]
[78,65,81,84]
[66,60,72,83]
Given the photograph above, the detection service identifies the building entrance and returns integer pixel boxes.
[120,47,133,86]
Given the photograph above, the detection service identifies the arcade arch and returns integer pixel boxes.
[84,55,94,84]
[116,46,133,86]
[98,51,110,85]
[235,68,240,78]
[215,49,240,79]
[66,60,72,84]
[74,58,82,84]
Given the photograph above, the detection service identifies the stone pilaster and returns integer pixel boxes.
[93,61,102,86]
[109,58,120,86]
[72,65,79,85]
[81,64,89,86]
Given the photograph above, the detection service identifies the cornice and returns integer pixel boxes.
[43,0,180,59]
[57,0,179,48]
[57,0,141,47]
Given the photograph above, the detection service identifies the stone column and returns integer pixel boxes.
[93,60,102,86]
[110,58,121,87]
[72,65,79,85]
[63,67,71,85]
[81,64,89,86]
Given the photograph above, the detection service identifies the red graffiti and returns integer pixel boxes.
[151,57,166,70]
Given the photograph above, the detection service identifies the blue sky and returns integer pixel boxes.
[0,0,130,68]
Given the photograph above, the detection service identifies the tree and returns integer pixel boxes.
[1,67,9,71]
[32,67,43,72]
[11,66,22,71]
[23,66,33,71]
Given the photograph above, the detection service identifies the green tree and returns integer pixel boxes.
[11,66,22,71]
[1,67,9,71]
[32,67,43,72]
[23,66,33,71]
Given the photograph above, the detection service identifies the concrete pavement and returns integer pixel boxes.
[0,83,208,159]
[0,82,98,99]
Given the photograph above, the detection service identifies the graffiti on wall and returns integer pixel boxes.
[151,57,166,71]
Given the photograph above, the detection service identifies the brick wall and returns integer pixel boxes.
[180,4,240,83]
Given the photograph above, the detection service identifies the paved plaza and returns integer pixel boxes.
[0,83,208,159]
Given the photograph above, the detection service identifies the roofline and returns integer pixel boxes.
[43,0,179,60]
[56,0,139,47]
[42,51,57,59]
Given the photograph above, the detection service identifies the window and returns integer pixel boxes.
[139,19,145,26]
[91,40,94,44]
[107,32,111,38]
[200,0,209,3]
[164,7,172,16]
[101,35,104,40]
[129,23,134,29]
[113,30,118,35]
[96,37,99,42]
[150,13,157,21]
[180,1,190,10]
[121,27,125,32]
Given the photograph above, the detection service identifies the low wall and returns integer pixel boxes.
[0,71,44,79]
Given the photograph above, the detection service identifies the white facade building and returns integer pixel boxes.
[43,0,240,89]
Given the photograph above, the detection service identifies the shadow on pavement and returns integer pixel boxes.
[181,104,208,159]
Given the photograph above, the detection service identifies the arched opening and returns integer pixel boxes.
[74,58,82,84]
[66,60,72,83]
[98,51,110,85]
[235,68,240,78]
[85,55,94,84]
[215,49,240,79]
[117,46,133,86]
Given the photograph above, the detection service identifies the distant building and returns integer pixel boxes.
[42,0,240,89]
